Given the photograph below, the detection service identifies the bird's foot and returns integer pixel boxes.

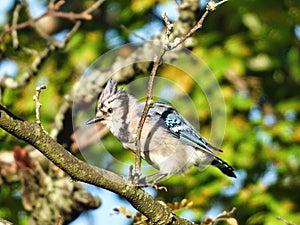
[127,166,167,191]
[136,178,167,191]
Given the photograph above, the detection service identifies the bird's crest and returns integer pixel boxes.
[98,79,118,104]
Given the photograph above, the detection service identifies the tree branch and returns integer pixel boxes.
[0,104,194,225]
[0,0,100,43]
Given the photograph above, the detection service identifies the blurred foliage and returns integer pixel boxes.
[0,0,300,225]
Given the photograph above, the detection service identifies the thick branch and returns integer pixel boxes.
[0,104,194,225]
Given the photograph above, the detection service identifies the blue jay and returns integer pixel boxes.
[87,79,236,184]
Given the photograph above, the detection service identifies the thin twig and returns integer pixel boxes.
[23,0,63,48]
[63,20,82,43]
[52,0,65,11]
[162,12,173,41]
[202,207,237,225]
[21,46,39,55]
[0,0,99,43]
[173,10,208,48]
[134,51,166,183]
[207,0,229,11]
[0,47,52,90]
[277,216,296,225]
[168,0,228,50]
[83,0,105,14]
[133,0,228,184]
[35,25,64,48]
[48,10,92,21]
[215,207,236,219]
[33,85,46,127]
[12,3,22,48]
[63,0,106,43]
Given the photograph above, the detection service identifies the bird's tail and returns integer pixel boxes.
[211,156,236,178]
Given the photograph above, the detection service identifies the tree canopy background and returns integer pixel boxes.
[0,0,299,224]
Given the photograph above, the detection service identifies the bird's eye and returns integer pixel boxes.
[107,108,113,113]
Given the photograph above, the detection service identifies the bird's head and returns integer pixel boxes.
[86,79,127,125]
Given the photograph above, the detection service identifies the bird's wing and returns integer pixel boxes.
[155,103,222,156]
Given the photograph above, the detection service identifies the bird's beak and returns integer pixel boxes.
[86,116,103,125]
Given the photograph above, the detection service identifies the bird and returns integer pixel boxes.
[86,79,236,184]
